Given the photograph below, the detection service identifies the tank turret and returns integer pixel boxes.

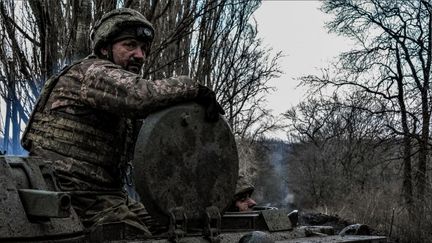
[0,157,84,242]
[0,103,387,243]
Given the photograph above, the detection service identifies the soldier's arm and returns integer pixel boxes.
[80,62,199,117]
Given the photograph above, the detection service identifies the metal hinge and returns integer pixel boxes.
[204,206,221,243]
[168,207,188,242]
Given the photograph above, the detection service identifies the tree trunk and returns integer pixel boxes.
[416,88,429,200]
[73,0,91,59]
[395,47,413,206]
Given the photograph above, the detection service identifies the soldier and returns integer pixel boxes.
[21,8,223,236]
[229,176,257,212]
[232,185,257,212]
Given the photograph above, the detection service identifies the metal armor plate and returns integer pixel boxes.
[133,102,238,225]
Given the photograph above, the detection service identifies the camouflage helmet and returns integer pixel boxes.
[91,8,154,54]
[227,175,255,211]
[234,175,254,199]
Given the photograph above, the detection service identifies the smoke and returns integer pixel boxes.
[253,140,294,209]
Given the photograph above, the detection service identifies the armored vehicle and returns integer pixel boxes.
[0,103,387,242]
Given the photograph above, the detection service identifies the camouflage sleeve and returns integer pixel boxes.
[80,62,199,117]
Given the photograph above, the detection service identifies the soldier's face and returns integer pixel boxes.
[235,195,257,212]
[108,38,147,73]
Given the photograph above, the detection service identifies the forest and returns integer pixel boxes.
[0,0,282,155]
[0,1,431,242]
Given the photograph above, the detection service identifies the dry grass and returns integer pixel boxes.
[310,187,432,243]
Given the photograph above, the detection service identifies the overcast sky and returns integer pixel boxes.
[253,0,354,140]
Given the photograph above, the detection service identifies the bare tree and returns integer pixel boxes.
[298,0,432,205]
[285,92,396,208]
[0,0,282,153]
[0,0,42,154]
[136,0,283,138]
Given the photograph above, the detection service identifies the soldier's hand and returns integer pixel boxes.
[195,85,225,122]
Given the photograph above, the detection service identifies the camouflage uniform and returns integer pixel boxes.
[22,55,199,234]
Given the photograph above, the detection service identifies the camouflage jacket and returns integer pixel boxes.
[22,55,199,191]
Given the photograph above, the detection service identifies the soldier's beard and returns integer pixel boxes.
[127,57,144,74]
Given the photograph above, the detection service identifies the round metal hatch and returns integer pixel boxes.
[133,102,238,225]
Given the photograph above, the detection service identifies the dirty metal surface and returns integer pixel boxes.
[87,220,387,243]
[18,189,71,218]
[219,231,387,243]
[104,231,387,243]
[277,235,388,243]
[133,102,238,226]
[262,208,293,232]
[0,156,84,241]
[221,212,265,231]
